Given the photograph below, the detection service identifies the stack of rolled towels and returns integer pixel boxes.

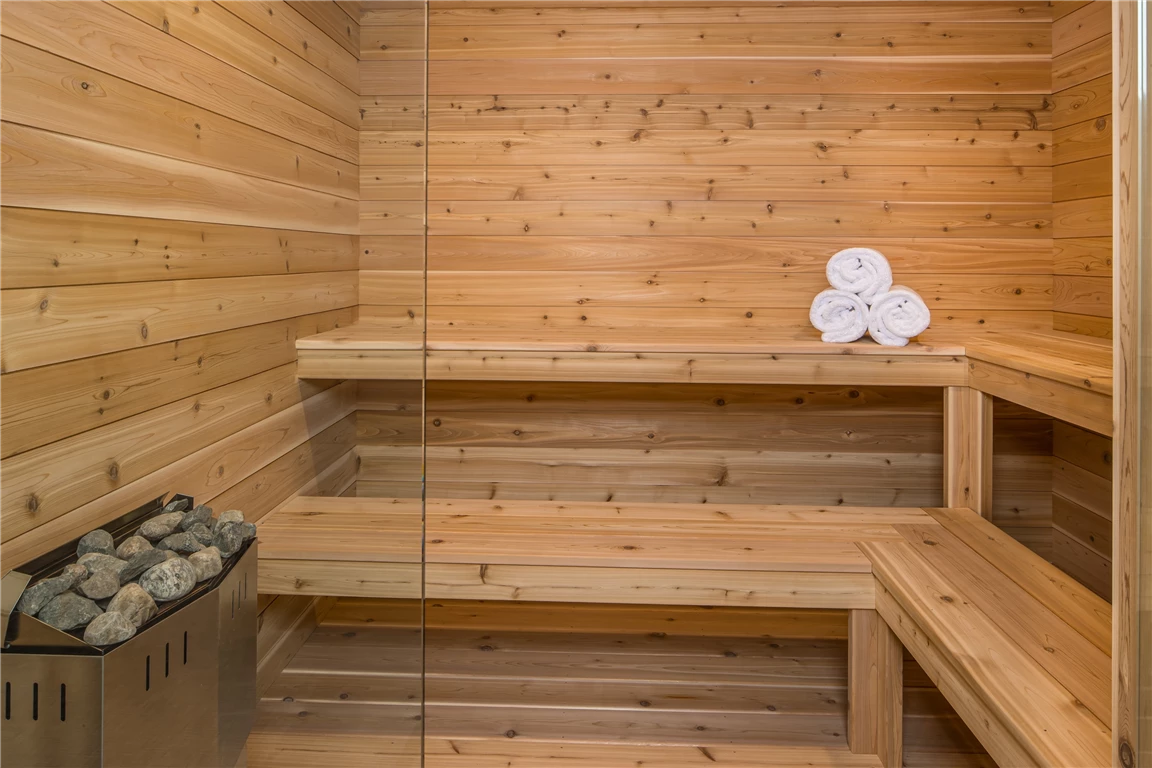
[809,247,931,347]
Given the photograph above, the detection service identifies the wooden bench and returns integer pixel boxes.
[258,496,422,598]
[296,322,968,386]
[295,324,1112,433]
[259,497,934,609]
[965,330,1112,436]
[860,506,1111,768]
[255,497,965,766]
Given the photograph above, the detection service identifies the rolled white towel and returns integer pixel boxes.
[809,288,869,343]
[826,247,893,305]
[867,286,931,347]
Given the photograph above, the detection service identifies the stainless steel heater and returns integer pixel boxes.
[1,495,257,768]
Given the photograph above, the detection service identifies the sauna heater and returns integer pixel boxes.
[0,495,258,767]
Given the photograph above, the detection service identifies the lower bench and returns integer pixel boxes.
[860,507,1111,768]
[258,498,934,609]
[256,497,1112,768]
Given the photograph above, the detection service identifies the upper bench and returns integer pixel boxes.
[296,324,1112,433]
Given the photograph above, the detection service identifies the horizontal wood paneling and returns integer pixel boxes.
[1051,420,1112,597]
[2,272,357,372]
[379,382,948,508]
[360,0,426,330]
[421,236,1053,273]
[429,22,1051,59]
[0,38,358,199]
[422,201,1050,238]
[224,1,359,93]
[1,122,357,233]
[0,0,363,567]
[425,3,1054,25]
[2,380,356,565]
[0,209,358,289]
[1,367,332,540]
[109,1,358,127]
[414,1,1055,350]
[1,309,352,458]
[427,94,1053,131]
[416,130,1052,167]
[401,165,1052,203]
[0,0,357,162]
[428,59,1051,95]
[1049,3,1111,336]
[366,271,1051,309]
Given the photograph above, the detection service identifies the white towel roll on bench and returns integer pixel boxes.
[867,285,932,347]
[825,247,893,305]
[809,289,869,343]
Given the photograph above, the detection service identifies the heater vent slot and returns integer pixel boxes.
[5,681,10,720]
[145,655,150,692]
[59,684,66,722]
[183,631,188,665]
[31,682,38,721]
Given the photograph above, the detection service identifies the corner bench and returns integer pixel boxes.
[256,498,1113,768]
[861,506,1111,768]
[296,324,1112,433]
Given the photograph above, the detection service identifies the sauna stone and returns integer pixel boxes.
[212,522,245,559]
[115,535,154,560]
[140,512,185,541]
[213,509,245,535]
[188,547,223,582]
[77,569,121,601]
[107,583,158,628]
[83,610,136,646]
[238,522,257,541]
[187,523,214,547]
[77,529,116,558]
[163,498,190,514]
[78,552,127,580]
[15,564,88,616]
[38,592,103,632]
[139,558,197,602]
[119,548,166,584]
[181,504,213,531]
[158,531,205,555]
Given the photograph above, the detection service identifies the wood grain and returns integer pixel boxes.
[0,39,358,199]
[0,208,357,289]
[0,0,357,161]
[1,122,358,234]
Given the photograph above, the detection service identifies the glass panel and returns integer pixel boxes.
[350,2,427,765]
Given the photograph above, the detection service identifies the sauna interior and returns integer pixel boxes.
[1,1,1150,766]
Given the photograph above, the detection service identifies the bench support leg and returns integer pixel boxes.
[944,386,993,517]
[848,609,903,768]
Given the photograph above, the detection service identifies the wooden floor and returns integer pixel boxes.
[247,599,991,767]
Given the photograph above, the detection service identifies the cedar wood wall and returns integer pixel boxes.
[358,0,1079,564]
[0,0,1114,607]
[0,1,364,662]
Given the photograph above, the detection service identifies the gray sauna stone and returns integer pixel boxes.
[83,610,136,646]
[115,535,154,560]
[139,558,197,602]
[15,564,88,616]
[106,583,158,628]
[157,532,204,555]
[188,547,223,582]
[118,548,166,584]
[38,593,103,632]
[139,512,184,541]
[77,529,116,558]
[77,569,121,601]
